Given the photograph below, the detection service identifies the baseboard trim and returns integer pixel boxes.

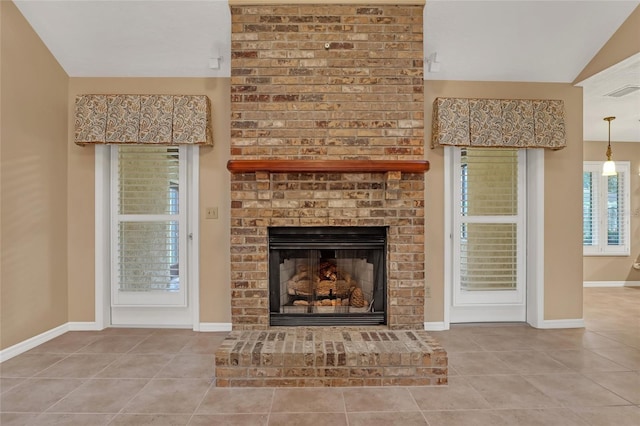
[0,323,69,363]
[1,321,233,363]
[199,322,232,332]
[424,321,448,331]
[584,281,640,288]
[536,319,585,329]
[67,322,103,331]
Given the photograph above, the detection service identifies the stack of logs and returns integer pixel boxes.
[287,262,367,308]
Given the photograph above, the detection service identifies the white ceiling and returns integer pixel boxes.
[13,0,640,142]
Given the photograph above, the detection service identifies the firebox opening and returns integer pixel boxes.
[268,226,387,326]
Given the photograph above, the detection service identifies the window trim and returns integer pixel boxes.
[583,161,630,257]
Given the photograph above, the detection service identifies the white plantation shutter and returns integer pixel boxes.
[453,148,526,305]
[111,145,188,306]
[583,161,630,256]
[583,169,600,247]
[460,223,518,291]
[460,149,518,217]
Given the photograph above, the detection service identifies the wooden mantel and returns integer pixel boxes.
[226,160,430,174]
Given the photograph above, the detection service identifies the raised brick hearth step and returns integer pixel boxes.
[214,328,448,387]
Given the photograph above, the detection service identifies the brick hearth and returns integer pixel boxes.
[215,328,447,387]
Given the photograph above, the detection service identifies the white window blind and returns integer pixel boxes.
[111,145,187,306]
[583,161,630,256]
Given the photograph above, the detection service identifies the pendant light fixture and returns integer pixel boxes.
[602,116,616,176]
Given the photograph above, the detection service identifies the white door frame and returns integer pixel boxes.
[443,147,544,329]
[94,145,201,330]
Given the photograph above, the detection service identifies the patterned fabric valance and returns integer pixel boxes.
[74,94,213,146]
[431,98,566,150]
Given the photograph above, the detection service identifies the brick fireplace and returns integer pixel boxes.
[217,1,446,387]
[228,2,427,331]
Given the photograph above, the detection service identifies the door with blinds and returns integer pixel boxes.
[451,147,526,323]
[110,145,191,326]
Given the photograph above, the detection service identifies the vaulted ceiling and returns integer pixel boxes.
[13,0,640,141]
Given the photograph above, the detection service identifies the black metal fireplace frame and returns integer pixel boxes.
[268,226,387,326]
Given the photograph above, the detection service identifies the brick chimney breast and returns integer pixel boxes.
[229,2,426,330]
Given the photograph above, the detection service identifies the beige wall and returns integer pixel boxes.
[3,0,629,351]
[1,1,69,349]
[67,78,231,323]
[583,141,640,283]
[574,5,640,84]
[425,81,584,322]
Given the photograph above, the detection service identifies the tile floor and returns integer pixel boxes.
[1,287,638,425]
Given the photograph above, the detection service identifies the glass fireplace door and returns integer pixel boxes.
[269,227,386,326]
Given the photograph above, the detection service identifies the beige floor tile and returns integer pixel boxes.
[424,333,484,353]
[409,376,491,410]
[583,371,640,404]
[26,332,100,354]
[523,373,631,407]
[100,328,157,336]
[424,408,589,426]
[347,411,427,426]
[546,349,630,372]
[189,413,269,426]
[459,324,536,338]
[527,333,586,351]
[447,365,459,376]
[151,329,200,337]
[96,353,174,378]
[30,413,113,425]
[0,413,39,426]
[0,287,636,418]
[0,377,25,394]
[585,346,640,371]
[342,387,419,412]
[430,327,476,339]
[584,319,633,332]
[156,354,214,379]
[466,375,557,409]
[0,378,84,413]
[180,333,229,354]
[422,410,513,426]
[122,378,211,414]
[572,405,640,426]
[77,335,144,354]
[267,412,347,426]
[470,334,535,351]
[47,378,148,413]
[579,331,629,349]
[129,335,192,354]
[496,408,588,426]
[35,353,119,378]
[0,354,67,378]
[196,388,274,414]
[271,388,344,413]
[493,351,570,374]
[600,330,640,349]
[109,414,192,425]
[447,351,514,376]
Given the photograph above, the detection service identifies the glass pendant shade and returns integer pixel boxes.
[602,116,616,176]
[602,160,616,176]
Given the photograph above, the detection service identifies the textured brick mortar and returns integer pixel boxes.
[230,4,425,329]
